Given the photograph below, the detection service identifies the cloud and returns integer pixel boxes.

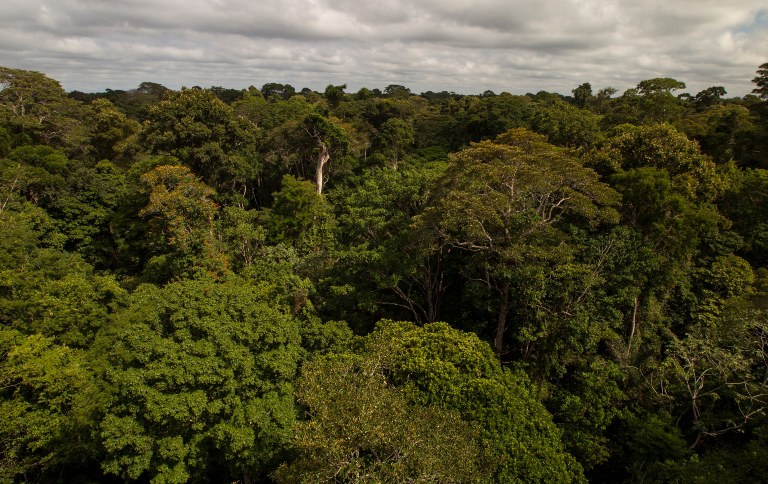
[1,0,765,96]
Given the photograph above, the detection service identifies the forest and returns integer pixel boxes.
[1,63,768,483]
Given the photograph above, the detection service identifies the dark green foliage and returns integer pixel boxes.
[752,62,768,99]
[365,321,586,482]
[142,88,261,205]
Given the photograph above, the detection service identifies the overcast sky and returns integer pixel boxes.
[1,0,766,96]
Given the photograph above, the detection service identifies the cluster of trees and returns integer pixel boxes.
[1,63,768,482]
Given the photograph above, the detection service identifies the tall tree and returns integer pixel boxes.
[141,88,261,204]
[423,129,619,356]
[752,62,768,99]
[0,67,89,154]
[302,114,348,194]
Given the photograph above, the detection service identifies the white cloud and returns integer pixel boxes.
[1,0,765,95]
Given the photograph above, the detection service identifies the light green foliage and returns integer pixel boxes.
[267,174,337,252]
[219,205,267,271]
[274,352,486,483]
[0,186,126,347]
[606,123,719,200]
[366,321,585,483]
[234,91,315,131]
[0,250,126,347]
[0,329,100,480]
[98,279,301,482]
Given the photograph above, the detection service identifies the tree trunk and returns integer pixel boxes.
[494,281,510,357]
[315,143,330,194]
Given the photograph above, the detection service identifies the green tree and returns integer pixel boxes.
[141,88,261,204]
[266,174,337,254]
[752,62,768,99]
[323,83,347,108]
[572,82,593,109]
[97,279,301,483]
[423,129,619,355]
[0,67,89,154]
[302,113,349,194]
[531,99,603,149]
[377,117,415,168]
[0,330,101,481]
[604,79,687,126]
[693,86,727,110]
[274,352,486,483]
[88,98,141,163]
[328,160,447,327]
[365,321,585,482]
[139,164,229,280]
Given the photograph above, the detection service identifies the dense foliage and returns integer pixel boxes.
[1,64,768,482]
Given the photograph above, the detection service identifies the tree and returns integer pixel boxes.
[531,99,603,149]
[423,129,619,355]
[363,321,586,482]
[604,79,687,126]
[0,330,101,481]
[97,279,301,483]
[0,67,89,154]
[323,83,346,107]
[377,117,414,168]
[605,123,719,200]
[274,352,486,483]
[141,88,261,204]
[261,83,296,101]
[384,84,412,99]
[139,164,229,280]
[752,62,768,99]
[693,86,727,110]
[572,82,593,108]
[329,161,448,327]
[302,114,348,194]
[87,98,141,163]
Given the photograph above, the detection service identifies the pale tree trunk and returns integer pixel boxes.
[315,142,330,194]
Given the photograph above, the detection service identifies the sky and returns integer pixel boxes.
[1,0,766,97]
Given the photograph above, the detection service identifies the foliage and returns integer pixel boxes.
[365,321,586,483]
[275,352,486,483]
[2,64,768,482]
[0,329,101,481]
[97,279,301,482]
